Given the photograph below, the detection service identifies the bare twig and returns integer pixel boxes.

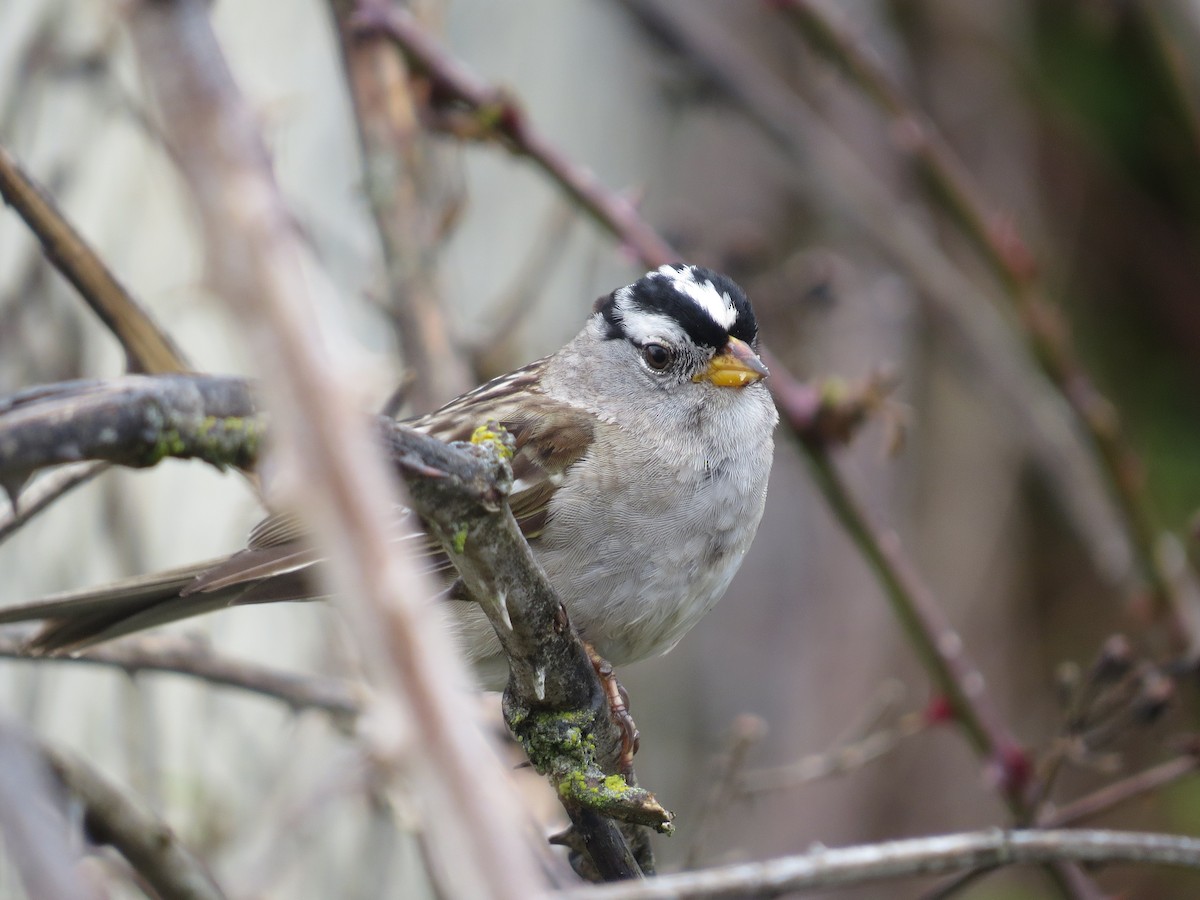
[330,0,474,412]
[469,200,578,369]
[741,709,930,795]
[0,719,224,900]
[0,142,190,375]
[1041,753,1200,828]
[0,721,101,900]
[0,461,108,544]
[351,3,676,268]
[44,743,227,900]
[561,828,1200,899]
[772,0,1193,647]
[126,1,546,895]
[0,634,363,718]
[684,714,768,869]
[768,364,1032,808]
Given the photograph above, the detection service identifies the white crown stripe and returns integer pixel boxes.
[654,265,738,330]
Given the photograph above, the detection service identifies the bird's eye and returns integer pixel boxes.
[642,342,672,370]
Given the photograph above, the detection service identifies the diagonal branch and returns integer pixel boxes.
[771,0,1195,649]
[126,0,549,893]
[351,3,676,268]
[767,364,1031,808]
[0,719,225,900]
[0,141,194,533]
[0,142,190,376]
[329,0,475,412]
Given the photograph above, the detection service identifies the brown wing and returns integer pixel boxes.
[413,365,595,541]
[1,365,594,653]
[187,369,594,597]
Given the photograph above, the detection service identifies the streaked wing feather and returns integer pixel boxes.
[247,513,308,549]
[413,374,595,548]
[182,545,322,595]
[1,369,596,654]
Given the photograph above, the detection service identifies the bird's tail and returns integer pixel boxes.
[0,546,320,654]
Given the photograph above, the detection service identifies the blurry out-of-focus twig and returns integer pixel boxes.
[1138,2,1200,169]
[330,0,474,413]
[44,742,228,900]
[0,634,363,718]
[1027,638,1176,817]
[0,461,108,544]
[611,0,1173,637]
[0,720,224,900]
[350,3,676,269]
[772,0,1035,288]
[0,143,190,376]
[126,0,547,895]
[563,828,1200,900]
[773,0,1195,649]
[469,200,578,372]
[766,361,1032,809]
[685,713,768,869]
[0,141,192,537]
[0,721,101,900]
[1041,752,1200,828]
[741,708,931,796]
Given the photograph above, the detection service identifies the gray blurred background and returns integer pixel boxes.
[3,1,1200,897]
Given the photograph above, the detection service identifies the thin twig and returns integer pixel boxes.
[0,721,101,900]
[43,743,227,900]
[0,634,363,718]
[741,710,929,795]
[773,0,1193,647]
[0,461,108,544]
[330,0,474,412]
[351,3,676,268]
[0,142,190,376]
[684,714,768,869]
[468,200,578,369]
[1041,753,1200,828]
[768,362,1032,809]
[561,828,1200,899]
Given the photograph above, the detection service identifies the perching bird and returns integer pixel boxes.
[0,265,777,687]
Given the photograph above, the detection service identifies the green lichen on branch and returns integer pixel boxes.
[557,766,673,833]
[0,375,265,484]
[505,701,674,834]
[453,524,469,554]
[137,413,265,471]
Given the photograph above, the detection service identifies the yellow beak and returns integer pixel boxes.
[693,336,770,388]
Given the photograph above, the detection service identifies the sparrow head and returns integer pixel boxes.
[593,264,768,388]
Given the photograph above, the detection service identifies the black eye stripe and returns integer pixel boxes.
[594,265,758,349]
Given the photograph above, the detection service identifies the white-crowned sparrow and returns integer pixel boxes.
[0,265,778,687]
